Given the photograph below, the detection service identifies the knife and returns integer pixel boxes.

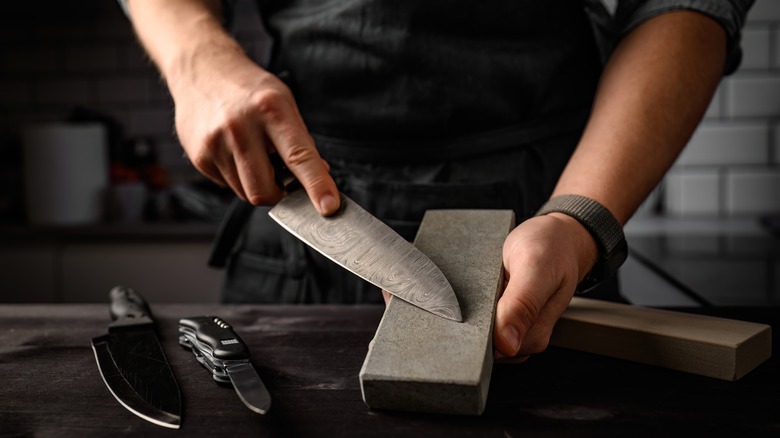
[178,316,272,415]
[267,155,463,322]
[91,286,182,429]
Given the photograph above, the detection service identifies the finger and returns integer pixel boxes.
[265,102,340,216]
[211,140,248,201]
[515,286,572,356]
[185,140,230,189]
[382,289,392,305]
[493,274,548,357]
[494,263,577,358]
[227,122,283,205]
[494,351,530,364]
[195,158,229,189]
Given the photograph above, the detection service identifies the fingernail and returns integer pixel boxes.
[319,193,339,215]
[501,325,521,355]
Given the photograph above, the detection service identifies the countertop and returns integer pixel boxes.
[623,216,780,307]
[1,303,777,437]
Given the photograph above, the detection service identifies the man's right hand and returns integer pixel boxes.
[126,0,340,215]
[170,50,340,215]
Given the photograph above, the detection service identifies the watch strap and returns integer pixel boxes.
[535,194,627,293]
[536,195,624,255]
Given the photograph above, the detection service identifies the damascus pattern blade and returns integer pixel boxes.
[269,190,462,322]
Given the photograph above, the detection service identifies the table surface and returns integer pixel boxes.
[1,304,777,437]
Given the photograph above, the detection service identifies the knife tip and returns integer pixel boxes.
[436,308,463,323]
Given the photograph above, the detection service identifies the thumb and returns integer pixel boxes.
[493,276,545,357]
[286,150,340,216]
[269,132,340,216]
[262,87,341,216]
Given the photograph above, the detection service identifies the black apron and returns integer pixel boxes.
[212,0,618,304]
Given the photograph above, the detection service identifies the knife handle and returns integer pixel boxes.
[108,285,154,330]
[179,316,250,361]
[269,153,302,192]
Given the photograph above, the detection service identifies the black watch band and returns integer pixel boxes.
[535,194,628,294]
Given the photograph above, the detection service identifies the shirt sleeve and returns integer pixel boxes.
[615,0,755,74]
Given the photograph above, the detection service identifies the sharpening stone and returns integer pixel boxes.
[551,297,772,381]
[359,209,515,415]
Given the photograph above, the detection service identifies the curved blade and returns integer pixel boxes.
[226,363,272,414]
[91,333,181,429]
[269,190,462,322]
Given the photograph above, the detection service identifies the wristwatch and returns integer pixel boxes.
[535,194,628,294]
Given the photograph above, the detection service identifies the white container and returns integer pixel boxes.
[23,123,109,226]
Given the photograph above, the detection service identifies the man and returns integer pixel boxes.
[119,0,752,360]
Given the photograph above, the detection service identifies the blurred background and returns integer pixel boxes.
[0,1,778,304]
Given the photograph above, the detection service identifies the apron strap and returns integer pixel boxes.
[208,197,255,268]
[313,108,590,165]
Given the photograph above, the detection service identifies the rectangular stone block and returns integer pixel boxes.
[359,210,515,415]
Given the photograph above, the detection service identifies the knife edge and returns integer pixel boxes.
[91,335,181,429]
[268,191,462,322]
[178,316,272,415]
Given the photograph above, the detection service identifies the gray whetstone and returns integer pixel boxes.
[359,210,515,415]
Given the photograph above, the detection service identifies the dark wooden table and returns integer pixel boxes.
[1,304,777,437]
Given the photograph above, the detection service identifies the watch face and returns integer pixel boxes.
[576,240,628,295]
[575,273,601,295]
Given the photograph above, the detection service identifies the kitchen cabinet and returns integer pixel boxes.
[0,224,223,303]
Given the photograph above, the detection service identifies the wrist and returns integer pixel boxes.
[536,194,628,294]
[546,212,599,283]
[165,27,246,96]
[127,0,235,91]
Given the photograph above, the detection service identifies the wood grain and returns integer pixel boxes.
[551,297,772,381]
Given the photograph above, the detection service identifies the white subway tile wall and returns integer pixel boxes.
[749,0,780,21]
[664,0,780,217]
[774,124,780,164]
[0,1,777,214]
[665,169,721,216]
[676,122,768,166]
[740,25,771,70]
[726,169,780,215]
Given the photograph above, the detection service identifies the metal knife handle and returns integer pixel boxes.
[178,316,250,361]
[108,285,154,330]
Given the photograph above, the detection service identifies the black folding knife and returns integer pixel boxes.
[179,316,271,414]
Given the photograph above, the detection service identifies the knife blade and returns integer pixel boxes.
[90,286,182,429]
[178,316,271,415]
[267,156,462,322]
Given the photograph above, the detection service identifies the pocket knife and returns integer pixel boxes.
[179,316,271,414]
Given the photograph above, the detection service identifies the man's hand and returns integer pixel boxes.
[493,213,597,360]
[126,0,340,215]
[170,50,340,215]
[493,10,728,361]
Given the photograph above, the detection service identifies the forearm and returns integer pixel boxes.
[125,0,244,91]
[125,0,339,214]
[554,10,727,224]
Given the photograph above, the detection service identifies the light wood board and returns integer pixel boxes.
[551,297,772,381]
